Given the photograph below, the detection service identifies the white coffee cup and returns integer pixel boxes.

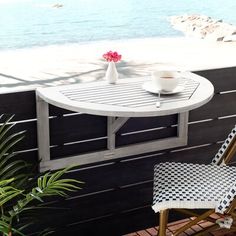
[152,70,180,92]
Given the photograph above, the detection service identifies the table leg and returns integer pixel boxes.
[177,112,189,145]
[36,95,50,168]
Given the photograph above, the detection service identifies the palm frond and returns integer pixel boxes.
[0,178,14,187]
[0,179,23,207]
[0,152,17,170]
[37,167,82,196]
[38,228,55,236]
[0,131,25,160]
[0,220,10,235]
[11,227,26,236]
[0,115,83,235]
[0,115,15,137]
[0,160,30,178]
[0,115,30,189]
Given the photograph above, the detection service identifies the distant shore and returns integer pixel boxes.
[0,37,236,94]
[170,14,236,42]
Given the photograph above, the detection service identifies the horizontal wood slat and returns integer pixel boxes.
[41,183,153,223]
[49,114,107,145]
[13,150,38,165]
[50,138,107,159]
[59,143,221,196]
[49,114,178,157]
[188,117,236,146]
[9,120,37,150]
[0,90,36,120]
[31,201,185,236]
[49,105,75,116]
[21,184,153,235]
[55,207,185,236]
[116,126,177,146]
[31,206,157,236]
[34,142,222,235]
[117,115,178,134]
[195,67,236,93]
[189,92,236,121]
[59,78,198,108]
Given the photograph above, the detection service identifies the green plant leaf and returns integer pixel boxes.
[47,167,70,184]
[35,187,43,193]
[1,215,11,223]
[17,199,25,208]
[0,188,22,206]
[17,222,33,233]
[38,228,55,236]
[0,132,25,160]
[0,114,15,138]
[42,172,50,188]
[37,176,42,189]
[0,160,29,179]
[0,219,10,234]
[0,152,16,170]
[11,227,26,236]
[29,193,44,202]
[0,115,83,235]
[0,178,14,187]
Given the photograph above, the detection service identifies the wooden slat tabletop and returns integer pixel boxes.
[60,78,199,108]
[36,72,214,117]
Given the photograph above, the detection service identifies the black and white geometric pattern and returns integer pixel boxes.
[216,182,236,214]
[211,125,236,165]
[152,162,236,214]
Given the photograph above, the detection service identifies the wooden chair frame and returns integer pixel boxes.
[157,135,236,236]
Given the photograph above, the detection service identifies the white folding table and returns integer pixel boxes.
[36,72,214,171]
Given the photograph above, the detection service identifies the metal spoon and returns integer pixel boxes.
[156,90,161,108]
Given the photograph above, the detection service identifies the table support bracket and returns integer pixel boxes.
[38,111,190,171]
[107,117,130,150]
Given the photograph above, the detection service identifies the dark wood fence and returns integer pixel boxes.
[0,67,236,235]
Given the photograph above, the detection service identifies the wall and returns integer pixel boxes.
[0,67,236,235]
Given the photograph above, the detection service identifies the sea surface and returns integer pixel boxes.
[0,0,236,49]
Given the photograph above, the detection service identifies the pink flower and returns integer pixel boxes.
[103,51,122,62]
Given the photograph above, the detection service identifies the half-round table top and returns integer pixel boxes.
[36,72,214,117]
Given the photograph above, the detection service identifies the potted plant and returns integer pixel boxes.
[0,114,83,236]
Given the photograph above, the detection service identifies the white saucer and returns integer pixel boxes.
[142,81,185,95]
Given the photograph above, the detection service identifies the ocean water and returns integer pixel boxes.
[0,0,236,49]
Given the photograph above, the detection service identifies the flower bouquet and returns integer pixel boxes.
[103,51,122,84]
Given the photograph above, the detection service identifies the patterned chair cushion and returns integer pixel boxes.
[153,162,236,214]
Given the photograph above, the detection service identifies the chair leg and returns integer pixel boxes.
[173,209,215,236]
[158,209,169,236]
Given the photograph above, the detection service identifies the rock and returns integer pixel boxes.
[169,14,236,42]
[223,34,236,42]
[52,3,63,8]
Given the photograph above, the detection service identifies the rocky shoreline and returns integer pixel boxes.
[170,14,236,42]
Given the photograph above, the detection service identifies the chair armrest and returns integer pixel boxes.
[211,126,236,166]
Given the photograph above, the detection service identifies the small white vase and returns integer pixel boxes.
[105,61,118,84]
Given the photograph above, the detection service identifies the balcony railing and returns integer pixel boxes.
[0,67,235,235]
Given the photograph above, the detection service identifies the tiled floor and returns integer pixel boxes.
[123,215,236,236]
